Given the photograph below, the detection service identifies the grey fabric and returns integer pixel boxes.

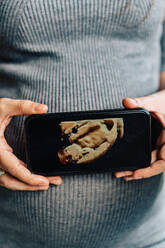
[0,0,165,247]
[161,21,165,72]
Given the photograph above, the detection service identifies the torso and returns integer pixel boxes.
[0,1,165,247]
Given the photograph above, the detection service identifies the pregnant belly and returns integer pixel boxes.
[0,172,163,247]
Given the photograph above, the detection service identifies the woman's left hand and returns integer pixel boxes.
[115,90,165,181]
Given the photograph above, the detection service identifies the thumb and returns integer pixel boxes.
[122,90,165,113]
[123,91,165,127]
[123,96,156,112]
[0,98,48,117]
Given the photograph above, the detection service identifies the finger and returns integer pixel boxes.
[0,99,48,150]
[123,97,165,127]
[115,171,133,178]
[0,150,49,186]
[0,116,14,151]
[0,173,49,191]
[124,160,165,181]
[151,149,158,163]
[156,129,165,147]
[0,98,48,153]
[0,98,48,118]
[114,150,157,181]
[122,90,165,113]
[0,136,13,152]
[158,144,165,160]
[0,115,12,136]
[47,176,62,185]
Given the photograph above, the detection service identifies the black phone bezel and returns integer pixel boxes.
[24,108,152,176]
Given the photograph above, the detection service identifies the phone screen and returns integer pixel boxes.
[24,109,151,176]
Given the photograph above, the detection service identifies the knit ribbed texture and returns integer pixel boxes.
[161,20,165,72]
[0,1,165,247]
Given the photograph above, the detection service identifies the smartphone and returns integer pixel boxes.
[24,108,152,176]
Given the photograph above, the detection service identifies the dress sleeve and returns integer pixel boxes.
[161,20,165,72]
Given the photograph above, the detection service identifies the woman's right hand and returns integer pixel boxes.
[0,98,62,191]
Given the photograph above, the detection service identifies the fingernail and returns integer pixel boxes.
[129,98,138,106]
[33,103,48,111]
[50,179,62,185]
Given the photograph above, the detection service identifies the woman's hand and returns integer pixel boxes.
[0,98,62,191]
[115,90,165,181]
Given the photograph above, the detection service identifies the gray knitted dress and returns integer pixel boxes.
[1,0,165,247]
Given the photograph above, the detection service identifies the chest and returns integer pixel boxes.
[14,0,162,41]
[0,0,164,48]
